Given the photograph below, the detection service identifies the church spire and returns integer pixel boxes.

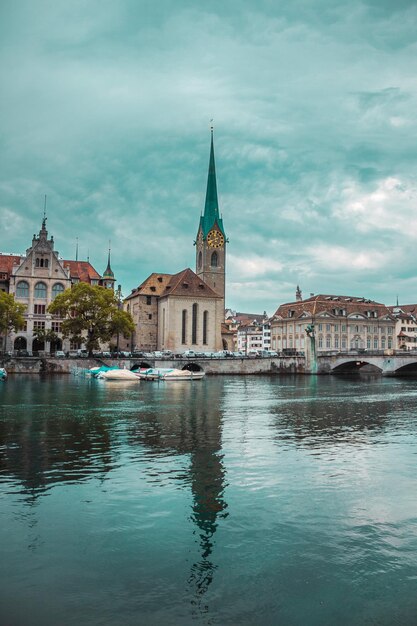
[204,128,219,221]
[102,241,115,289]
[199,128,226,238]
[103,241,114,279]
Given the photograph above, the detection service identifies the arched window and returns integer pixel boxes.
[35,258,40,267]
[198,251,202,269]
[192,303,198,344]
[44,259,49,268]
[16,281,29,298]
[34,282,47,299]
[203,310,208,345]
[52,283,64,299]
[182,310,187,344]
[211,251,218,267]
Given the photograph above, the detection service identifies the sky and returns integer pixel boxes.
[1,0,417,314]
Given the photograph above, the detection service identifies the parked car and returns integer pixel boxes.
[183,350,197,358]
[232,351,245,358]
[54,351,65,358]
[101,351,111,358]
[247,350,261,358]
[16,349,31,357]
[152,351,164,358]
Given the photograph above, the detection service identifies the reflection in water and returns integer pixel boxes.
[0,377,228,617]
[268,375,415,448]
[125,380,228,615]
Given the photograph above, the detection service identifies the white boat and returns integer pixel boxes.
[135,368,162,380]
[0,367,7,381]
[159,368,205,381]
[134,367,204,381]
[100,369,139,381]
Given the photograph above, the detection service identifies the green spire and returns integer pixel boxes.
[103,243,114,279]
[199,129,226,238]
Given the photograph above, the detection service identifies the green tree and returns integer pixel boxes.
[48,283,134,355]
[0,291,26,351]
[32,328,61,351]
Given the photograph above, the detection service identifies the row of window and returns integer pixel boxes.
[16,281,65,299]
[15,321,61,333]
[181,305,209,345]
[275,336,394,350]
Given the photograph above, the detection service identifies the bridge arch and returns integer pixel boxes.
[393,361,417,376]
[130,361,153,371]
[331,359,382,375]
[182,362,203,372]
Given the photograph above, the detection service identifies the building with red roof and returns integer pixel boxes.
[0,217,110,354]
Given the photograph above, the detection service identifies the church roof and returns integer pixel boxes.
[162,268,221,299]
[124,273,173,300]
[197,131,226,239]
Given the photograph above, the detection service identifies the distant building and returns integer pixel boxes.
[224,310,270,353]
[271,294,396,353]
[387,305,417,350]
[0,217,112,353]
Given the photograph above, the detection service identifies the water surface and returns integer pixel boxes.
[1,375,417,625]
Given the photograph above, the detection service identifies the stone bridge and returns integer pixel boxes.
[316,351,417,376]
[2,352,417,376]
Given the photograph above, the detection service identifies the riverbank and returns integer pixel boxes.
[0,355,307,375]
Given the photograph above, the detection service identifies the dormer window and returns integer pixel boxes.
[183,282,189,288]
[157,276,163,283]
[150,286,156,292]
[199,283,205,289]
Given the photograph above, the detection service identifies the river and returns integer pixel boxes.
[1,375,417,625]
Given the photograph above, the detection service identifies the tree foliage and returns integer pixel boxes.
[48,283,135,354]
[0,291,26,346]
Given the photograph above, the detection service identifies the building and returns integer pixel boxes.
[388,304,417,350]
[125,131,227,354]
[0,217,112,353]
[271,293,396,354]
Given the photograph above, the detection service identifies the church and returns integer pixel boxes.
[124,131,228,353]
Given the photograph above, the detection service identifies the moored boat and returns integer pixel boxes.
[100,369,139,381]
[160,368,205,381]
[0,367,7,381]
[134,367,204,381]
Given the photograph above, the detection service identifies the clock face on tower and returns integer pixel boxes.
[207,229,225,248]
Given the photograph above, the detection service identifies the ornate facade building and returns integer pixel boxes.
[124,131,227,353]
[0,217,114,353]
[271,293,396,354]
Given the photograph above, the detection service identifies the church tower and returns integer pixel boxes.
[102,244,116,289]
[195,129,227,310]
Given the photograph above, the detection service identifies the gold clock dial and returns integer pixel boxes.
[207,230,224,248]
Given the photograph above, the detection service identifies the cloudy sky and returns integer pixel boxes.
[1,0,416,313]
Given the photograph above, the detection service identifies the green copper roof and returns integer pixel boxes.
[103,250,115,279]
[198,131,226,238]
